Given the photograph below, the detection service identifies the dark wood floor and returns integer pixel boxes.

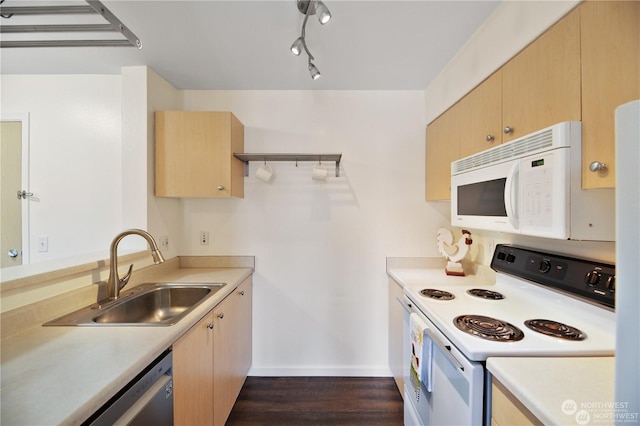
[226,376,404,425]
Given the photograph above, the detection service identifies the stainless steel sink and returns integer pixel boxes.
[44,282,226,326]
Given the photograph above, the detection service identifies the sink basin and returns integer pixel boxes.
[44,282,226,326]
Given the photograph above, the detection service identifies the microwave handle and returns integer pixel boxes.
[504,162,520,229]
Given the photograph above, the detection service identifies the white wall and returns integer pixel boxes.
[146,68,183,259]
[177,90,444,375]
[1,75,122,264]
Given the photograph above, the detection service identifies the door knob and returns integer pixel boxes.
[8,249,18,258]
[589,161,607,172]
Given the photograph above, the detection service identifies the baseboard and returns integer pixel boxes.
[248,366,393,377]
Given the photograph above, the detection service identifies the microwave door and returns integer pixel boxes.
[451,160,520,234]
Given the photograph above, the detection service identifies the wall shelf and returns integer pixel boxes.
[233,153,342,177]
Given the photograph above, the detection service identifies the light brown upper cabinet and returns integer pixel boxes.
[425,103,462,201]
[501,10,581,143]
[457,70,503,157]
[155,111,244,198]
[425,71,502,201]
[425,2,639,201]
[426,10,581,202]
[580,0,640,189]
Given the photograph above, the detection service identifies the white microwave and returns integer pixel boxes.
[450,121,615,241]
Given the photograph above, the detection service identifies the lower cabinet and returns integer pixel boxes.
[388,278,404,396]
[491,379,542,426]
[173,276,252,426]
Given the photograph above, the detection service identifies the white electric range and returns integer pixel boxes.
[401,244,616,425]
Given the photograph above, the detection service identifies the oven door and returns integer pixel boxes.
[402,295,484,426]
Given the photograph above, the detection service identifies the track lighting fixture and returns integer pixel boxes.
[290,0,331,80]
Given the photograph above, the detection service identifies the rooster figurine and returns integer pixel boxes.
[436,228,473,276]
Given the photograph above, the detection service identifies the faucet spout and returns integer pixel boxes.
[105,229,166,301]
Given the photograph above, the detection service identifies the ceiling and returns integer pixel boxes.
[0,0,500,90]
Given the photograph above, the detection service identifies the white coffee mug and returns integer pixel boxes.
[312,163,327,181]
[256,164,274,182]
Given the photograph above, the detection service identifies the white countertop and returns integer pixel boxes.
[488,357,619,426]
[0,267,252,426]
[387,264,495,289]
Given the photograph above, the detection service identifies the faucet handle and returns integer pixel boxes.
[119,264,134,290]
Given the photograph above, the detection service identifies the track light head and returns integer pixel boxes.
[308,62,321,80]
[315,1,331,24]
[290,37,304,56]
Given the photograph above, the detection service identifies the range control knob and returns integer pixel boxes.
[539,260,552,273]
[497,251,506,260]
[606,276,615,292]
[506,253,516,263]
[585,270,601,287]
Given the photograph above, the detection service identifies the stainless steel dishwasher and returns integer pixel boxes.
[85,350,174,426]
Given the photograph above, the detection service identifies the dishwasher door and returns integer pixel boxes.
[88,351,174,426]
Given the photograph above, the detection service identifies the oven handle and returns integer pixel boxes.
[401,295,465,372]
[423,326,465,372]
[396,296,413,313]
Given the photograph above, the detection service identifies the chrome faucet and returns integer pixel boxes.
[106,229,165,300]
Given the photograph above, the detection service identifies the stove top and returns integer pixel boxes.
[466,288,505,300]
[454,315,524,342]
[404,245,616,361]
[419,288,455,300]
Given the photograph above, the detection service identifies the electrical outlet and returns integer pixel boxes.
[159,236,169,251]
[200,231,209,246]
[38,236,48,252]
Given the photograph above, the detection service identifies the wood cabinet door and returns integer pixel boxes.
[457,70,503,157]
[173,312,215,426]
[580,0,640,189]
[155,111,244,198]
[233,277,252,393]
[212,291,238,426]
[491,380,543,426]
[501,9,581,143]
[425,106,461,201]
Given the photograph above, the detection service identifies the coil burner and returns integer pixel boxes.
[466,288,505,300]
[419,289,455,300]
[524,319,586,341]
[454,315,524,342]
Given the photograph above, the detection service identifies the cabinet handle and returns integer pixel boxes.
[239,290,245,296]
[503,126,514,134]
[217,185,224,191]
[207,322,214,329]
[217,313,224,319]
[589,161,607,172]
[485,134,495,142]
